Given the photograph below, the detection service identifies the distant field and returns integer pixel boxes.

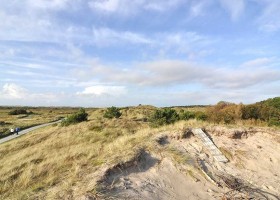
[0,107,79,138]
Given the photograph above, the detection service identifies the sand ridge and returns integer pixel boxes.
[96,127,280,200]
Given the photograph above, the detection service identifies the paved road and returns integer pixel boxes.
[0,120,61,145]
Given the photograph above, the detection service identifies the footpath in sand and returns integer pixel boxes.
[96,127,280,200]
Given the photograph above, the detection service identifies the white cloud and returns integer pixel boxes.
[73,59,280,89]
[257,0,280,32]
[92,27,152,46]
[0,61,48,70]
[88,0,184,15]
[1,83,28,99]
[89,0,120,12]
[160,31,213,56]
[219,0,245,21]
[27,0,70,10]
[77,85,127,96]
[144,0,184,12]
[189,0,211,18]
[0,83,58,102]
[241,57,273,68]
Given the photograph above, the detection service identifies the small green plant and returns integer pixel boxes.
[149,108,179,127]
[103,106,122,119]
[61,108,88,126]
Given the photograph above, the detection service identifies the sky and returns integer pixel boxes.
[0,0,280,107]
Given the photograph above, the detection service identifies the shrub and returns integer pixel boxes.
[103,106,122,119]
[241,105,260,120]
[62,108,88,126]
[268,117,280,127]
[179,111,195,120]
[9,109,32,115]
[206,102,239,124]
[149,108,179,127]
[223,113,235,124]
[195,112,207,121]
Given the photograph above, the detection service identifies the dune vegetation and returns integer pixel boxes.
[0,98,279,199]
[0,106,210,199]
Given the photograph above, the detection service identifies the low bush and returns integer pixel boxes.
[268,117,280,127]
[62,108,88,126]
[9,109,32,115]
[149,108,179,127]
[179,110,195,120]
[195,112,207,121]
[103,106,122,119]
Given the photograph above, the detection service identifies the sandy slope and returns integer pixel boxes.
[208,127,280,197]
[100,153,221,200]
[97,127,280,200]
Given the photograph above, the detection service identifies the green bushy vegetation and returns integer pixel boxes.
[195,112,208,121]
[61,108,88,126]
[103,106,122,119]
[268,117,280,127]
[259,97,280,109]
[8,108,32,115]
[149,108,180,127]
[149,108,209,127]
[179,110,195,120]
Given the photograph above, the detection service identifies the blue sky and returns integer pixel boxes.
[0,0,280,107]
